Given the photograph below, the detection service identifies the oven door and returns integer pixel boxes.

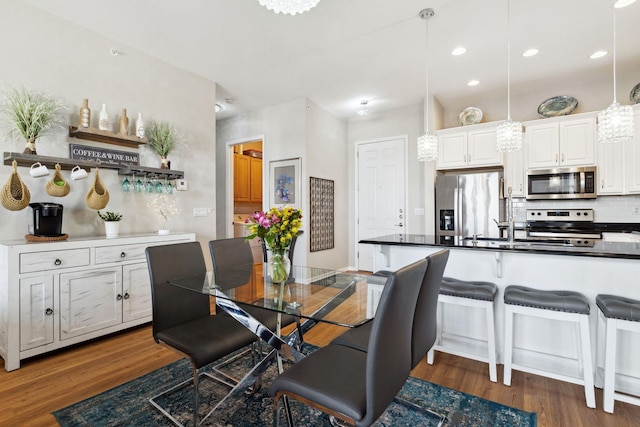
[526,167,596,200]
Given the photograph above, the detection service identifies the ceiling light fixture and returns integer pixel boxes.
[257,0,320,15]
[522,48,539,57]
[598,6,634,144]
[417,8,438,162]
[468,79,480,87]
[451,47,466,56]
[496,0,523,153]
[356,100,370,116]
[614,0,637,8]
[590,50,608,59]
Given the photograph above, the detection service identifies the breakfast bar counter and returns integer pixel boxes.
[360,233,640,396]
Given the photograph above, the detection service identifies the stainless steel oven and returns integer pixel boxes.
[526,208,601,247]
[526,166,597,200]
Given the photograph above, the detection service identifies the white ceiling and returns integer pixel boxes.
[23,0,640,120]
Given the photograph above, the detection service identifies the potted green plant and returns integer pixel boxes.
[98,211,123,238]
[0,85,65,154]
[146,120,177,169]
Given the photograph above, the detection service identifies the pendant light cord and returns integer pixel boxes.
[423,10,432,134]
[506,0,512,121]
[613,8,618,103]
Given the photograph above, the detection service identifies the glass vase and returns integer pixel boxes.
[269,251,291,284]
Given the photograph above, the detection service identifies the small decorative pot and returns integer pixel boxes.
[104,221,120,238]
[160,156,170,169]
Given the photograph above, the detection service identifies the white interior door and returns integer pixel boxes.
[357,137,407,271]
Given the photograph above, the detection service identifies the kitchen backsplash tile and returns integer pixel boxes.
[512,195,640,223]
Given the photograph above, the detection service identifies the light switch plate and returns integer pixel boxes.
[176,179,188,191]
[193,208,208,217]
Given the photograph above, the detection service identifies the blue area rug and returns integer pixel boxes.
[53,345,536,426]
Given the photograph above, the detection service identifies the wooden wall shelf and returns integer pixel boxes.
[69,126,147,148]
[118,165,184,179]
[3,152,99,171]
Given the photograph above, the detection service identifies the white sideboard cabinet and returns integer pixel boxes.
[0,232,195,371]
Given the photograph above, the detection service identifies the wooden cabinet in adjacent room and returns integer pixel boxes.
[234,154,262,203]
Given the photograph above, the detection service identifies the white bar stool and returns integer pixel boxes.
[503,285,595,408]
[596,294,640,413]
[427,277,498,382]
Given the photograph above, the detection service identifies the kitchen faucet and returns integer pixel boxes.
[493,186,515,243]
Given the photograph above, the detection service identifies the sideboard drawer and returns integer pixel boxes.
[20,248,91,273]
[95,244,149,264]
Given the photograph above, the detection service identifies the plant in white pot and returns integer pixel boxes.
[0,85,65,154]
[146,120,177,169]
[98,211,123,238]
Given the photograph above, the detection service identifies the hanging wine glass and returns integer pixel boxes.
[121,176,131,192]
[135,174,144,193]
[155,177,164,193]
[163,177,173,194]
[145,176,155,193]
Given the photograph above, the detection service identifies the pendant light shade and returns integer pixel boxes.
[598,7,634,144]
[417,8,438,162]
[257,0,320,15]
[496,0,523,153]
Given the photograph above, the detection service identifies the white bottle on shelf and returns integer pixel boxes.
[98,103,110,131]
[136,113,145,138]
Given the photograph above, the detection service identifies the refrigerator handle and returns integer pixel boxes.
[454,187,461,237]
[499,177,505,199]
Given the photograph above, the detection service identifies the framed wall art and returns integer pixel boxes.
[309,176,334,252]
[269,157,301,209]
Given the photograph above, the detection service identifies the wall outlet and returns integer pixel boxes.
[176,179,188,191]
[633,207,640,215]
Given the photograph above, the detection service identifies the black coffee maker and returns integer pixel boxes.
[28,203,64,237]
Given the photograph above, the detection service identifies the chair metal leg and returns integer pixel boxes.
[394,396,446,427]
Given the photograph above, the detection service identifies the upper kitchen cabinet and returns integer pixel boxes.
[436,124,502,170]
[525,114,596,169]
[234,153,262,203]
[504,146,525,197]
[623,107,640,194]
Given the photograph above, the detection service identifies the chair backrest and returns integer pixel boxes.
[411,249,449,368]
[146,242,210,341]
[209,237,254,291]
[362,258,427,426]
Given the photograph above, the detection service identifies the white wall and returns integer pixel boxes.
[0,1,217,262]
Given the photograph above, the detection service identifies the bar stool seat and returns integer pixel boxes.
[596,294,640,413]
[503,285,595,408]
[427,277,498,382]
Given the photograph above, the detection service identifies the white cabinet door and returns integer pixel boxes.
[59,268,122,340]
[526,123,559,168]
[437,132,467,169]
[625,109,640,193]
[19,276,54,351]
[598,140,624,195]
[122,263,152,322]
[504,147,525,197]
[467,128,502,167]
[560,118,595,166]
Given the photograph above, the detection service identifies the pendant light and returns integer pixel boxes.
[495,0,523,153]
[597,5,634,144]
[257,0,320,15]
[417,8,438,162]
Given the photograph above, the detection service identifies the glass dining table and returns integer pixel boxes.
[167,265,388,420]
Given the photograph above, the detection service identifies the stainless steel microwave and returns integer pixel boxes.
[526,166,597,200]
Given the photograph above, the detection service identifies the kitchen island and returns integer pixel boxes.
[361,234,640,396]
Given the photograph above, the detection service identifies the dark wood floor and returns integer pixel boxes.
[0,322,638,426]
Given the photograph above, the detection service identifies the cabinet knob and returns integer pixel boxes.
[120,252,126,258]
[602,180,605,189]
[116,294,123,301]
[123,292,130,299]
[54,259,62,266]
[45,308,53,315]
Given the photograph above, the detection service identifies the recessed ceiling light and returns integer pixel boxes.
[522,48,539,57]
[590,50,608,59]
[467,80,480,87]
[356,100,370,116]
[614,0,637,8]
[451,47,466,56]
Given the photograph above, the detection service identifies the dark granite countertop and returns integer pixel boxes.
[360,234,640,260]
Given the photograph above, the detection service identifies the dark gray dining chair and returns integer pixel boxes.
[146,242,258,427]
[209,238,300,336]
[269,258,428,427]
[331,249,449,367]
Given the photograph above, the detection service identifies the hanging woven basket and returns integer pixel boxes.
[85,168,110,210]
[45,164,71,197]
[1,160,31,211]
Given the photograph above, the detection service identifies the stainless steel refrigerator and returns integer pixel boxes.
[435,169,505,244]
